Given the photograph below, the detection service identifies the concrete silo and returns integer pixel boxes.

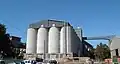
[66,26,72,53]
[26,28,37,54]
[37,25,48,53]
[25,20,86,60]
[48,24,60,53]
[60,26,74,54]
[60,26,67,53]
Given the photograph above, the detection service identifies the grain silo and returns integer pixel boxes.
[60,26,67,53]
[37,25,48,53]
[48,24,60,53]
[26,28,37,54]
[25,20,92,60]
[60,26,78,55]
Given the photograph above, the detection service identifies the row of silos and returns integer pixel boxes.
[26,24,79,54]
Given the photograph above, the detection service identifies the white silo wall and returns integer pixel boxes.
[48,27,60,53]
[66,26,72,53]
[60,27,67,53]
[26,28,37,54]
[37,28,48,53]
[66,26,80,55]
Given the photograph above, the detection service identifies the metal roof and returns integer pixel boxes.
[29,19,71,29]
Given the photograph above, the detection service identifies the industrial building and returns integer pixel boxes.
[25,19,93,60]
[10,36,26,58]
[10,36,25,48]
[109,37,120,58]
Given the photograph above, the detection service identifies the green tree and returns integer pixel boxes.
[0,24,6,35]
[94,43,111,61]
[0,23,13,58]
[88,48,95,59]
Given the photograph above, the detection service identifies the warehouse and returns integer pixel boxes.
[25,19,93,60]
[109,37,120,58]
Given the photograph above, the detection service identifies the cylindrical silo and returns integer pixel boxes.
[37,26,48,53]
[66,26,73,53]
[60,27,67,53]
[26,28,37,54]
[48,24,60,53]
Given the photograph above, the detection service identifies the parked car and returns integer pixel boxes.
[22,60,36,64]
[0,60,5,64]
[49,60,57,64]
[8,62,16,64]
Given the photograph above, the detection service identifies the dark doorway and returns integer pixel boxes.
[115,49,119,56]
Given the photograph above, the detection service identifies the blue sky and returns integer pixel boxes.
[0,0,120,47]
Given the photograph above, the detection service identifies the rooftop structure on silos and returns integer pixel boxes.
[29,19,71,29]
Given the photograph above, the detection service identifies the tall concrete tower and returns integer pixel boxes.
[75,27,83,41]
